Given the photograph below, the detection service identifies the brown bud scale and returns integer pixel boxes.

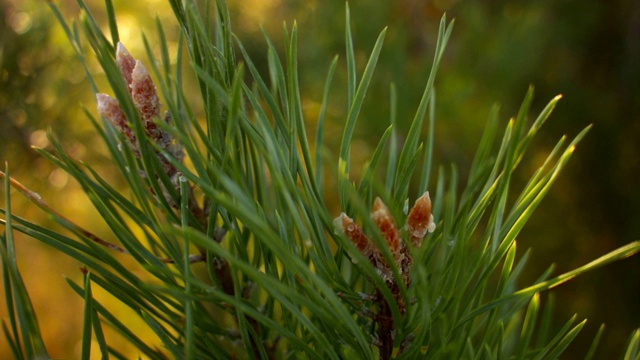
[333,192,436,314]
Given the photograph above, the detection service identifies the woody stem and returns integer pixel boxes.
[377,291,394,360]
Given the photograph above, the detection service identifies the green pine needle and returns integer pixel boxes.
[0,1,638,359]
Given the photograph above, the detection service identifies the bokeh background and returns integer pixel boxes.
[1,0,639,358]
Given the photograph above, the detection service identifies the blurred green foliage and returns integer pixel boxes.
[1,0,638,358]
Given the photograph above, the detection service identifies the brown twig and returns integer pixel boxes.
[377,292,394,360]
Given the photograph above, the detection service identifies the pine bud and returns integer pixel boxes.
[116,42,136,89]
[96,93,138,154]
[405,191,435,248]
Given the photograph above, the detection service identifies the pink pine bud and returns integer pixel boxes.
[116,42,136,89]
[405,191,435,248]
[96,93,137,150]
[130,60,162,136]
[370,197,406,285]
[371,198,401,254]
[101,43,185,199]
[334,213,373,258]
